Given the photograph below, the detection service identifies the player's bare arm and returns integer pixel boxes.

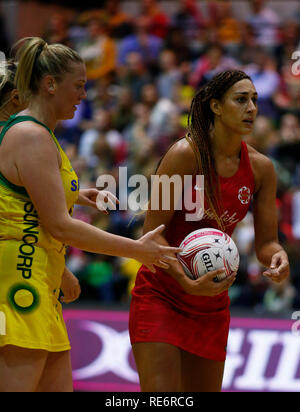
[8,123,181,272]
[250,146,290,283]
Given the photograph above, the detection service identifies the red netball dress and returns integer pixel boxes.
[129,141,255,361]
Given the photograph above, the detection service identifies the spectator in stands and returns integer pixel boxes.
[263,276,296,314]
[90,79,117,112]
[140,0,170,39]
[172,0,205,45]
[277,113,300,144]
[245,0,281,55]
[56,98,93,149]
[140,83,178,142]
[166,26,194,65]
[79,255,115,302]
[277,20,300,70]
[111,86,135,133]
[271,114,300,182]
[44,13,73,47]
[207,0,242,58]
[273,59,300,117]
[117,51,153,102]
[125,102,159,177]
[117,16,163,71]
[189,43,239,89]
[77,16,117,83]
[79,108,127,171]
[243,47,280,119]
[156,49,182,100]
[291,190,300,240]
[103,0,133,39]
[245,115,279,156]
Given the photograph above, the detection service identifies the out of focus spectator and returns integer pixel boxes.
[103,0,133,39]
[271,114,300,183]
[269,114,300,193]
[156,49,182,100]
[172,0,205,45]
[245,115,279,155]
[164,26,193,64]
[94,108,127,168]
[263,278,296,314]
[79,108,127,170]
[244,47,280,119]
[292,190,300,239]
[189,43,239,89]
[44,13,73,47]
[78,109,105,167]
[139,0,170,39]
[140,83,178,142]
[77,16,117,83]
[125,102,159,177]
[273,59,300,117]
[79,255,115,302]
[111,86,135,133]
[119,258,142,298]
[277,20,300,70]
[207,0,242,57]
[245,0,281,54]
[277,113,300,144]
[117,51,153,102]
[89,79,117,112]
[56,99,93,149]
[117,16,163,71]
[229,213,269,309]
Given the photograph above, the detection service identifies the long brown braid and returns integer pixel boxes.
[186,70,252,231]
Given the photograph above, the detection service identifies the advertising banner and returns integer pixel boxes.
[64,310,300,392]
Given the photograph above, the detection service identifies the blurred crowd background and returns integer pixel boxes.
[1,0,300,316]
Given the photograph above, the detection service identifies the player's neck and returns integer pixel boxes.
[22,98,57,131]
[211,124,242,159]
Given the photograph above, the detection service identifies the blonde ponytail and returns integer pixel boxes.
[13,37,83,103]
[14,37,46,103]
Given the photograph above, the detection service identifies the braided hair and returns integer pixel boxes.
[187,70,252,230]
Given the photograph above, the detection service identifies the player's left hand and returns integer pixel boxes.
[77,188,119,213]
[263,251,290,283]
[60,268,81,303]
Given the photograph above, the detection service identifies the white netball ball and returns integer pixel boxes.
[178,228,239,282]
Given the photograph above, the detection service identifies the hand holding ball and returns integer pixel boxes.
[178,228,239,282]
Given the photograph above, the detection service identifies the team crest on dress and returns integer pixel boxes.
[238,186,251,204]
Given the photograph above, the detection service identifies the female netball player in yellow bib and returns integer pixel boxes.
[0,58,118,305]
[0,37,181,392]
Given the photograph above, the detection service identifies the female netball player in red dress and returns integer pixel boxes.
[129,70,290,392]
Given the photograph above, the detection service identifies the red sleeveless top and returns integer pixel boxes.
[132,141,255,314]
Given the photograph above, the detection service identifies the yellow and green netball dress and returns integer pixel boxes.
[0,115,79,351]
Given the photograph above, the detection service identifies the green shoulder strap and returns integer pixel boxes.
[0,114,54,144]
[0,115,57,197]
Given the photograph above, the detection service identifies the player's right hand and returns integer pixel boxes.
[135,224,182,273]
[182,269,237,297]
